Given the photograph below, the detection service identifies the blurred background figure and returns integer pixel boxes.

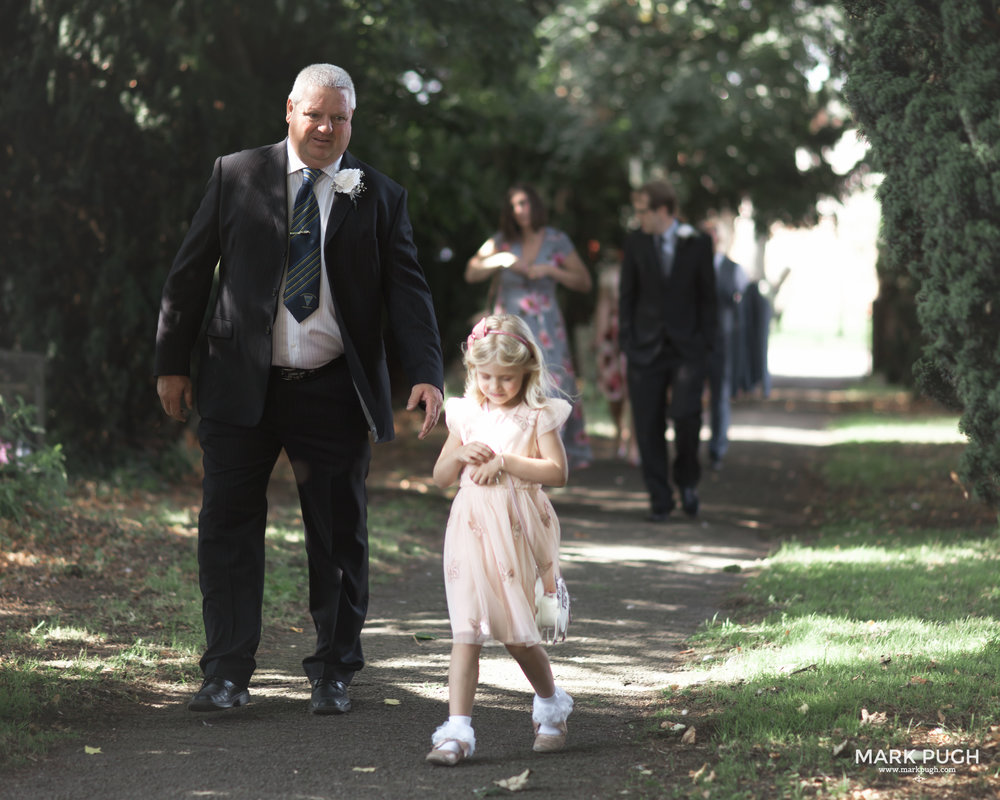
[592,250,638,464]
[703,217,749,471]
[620,180,716,521]
[465,183,593,470]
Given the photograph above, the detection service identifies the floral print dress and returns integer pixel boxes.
[491,227,592,469]
[441,396,570,646]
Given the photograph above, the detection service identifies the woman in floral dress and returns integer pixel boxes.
[465,183,593,469]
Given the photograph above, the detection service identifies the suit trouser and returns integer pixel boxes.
[627,354,704,513]
[707,345,733,461]
[196,357,371,687]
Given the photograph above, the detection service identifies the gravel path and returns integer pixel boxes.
[3,388,832,800]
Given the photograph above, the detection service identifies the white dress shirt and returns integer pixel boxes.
[272,140,345,368]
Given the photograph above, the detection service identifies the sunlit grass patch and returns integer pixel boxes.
[647,429,1000,798]
[827,412,963,444]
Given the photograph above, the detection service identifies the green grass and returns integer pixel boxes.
[644,418,1000,799]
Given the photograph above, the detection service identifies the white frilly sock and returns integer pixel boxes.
[430,715,476,756]
[533,687,573,735]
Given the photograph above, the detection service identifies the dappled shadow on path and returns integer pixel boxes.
[0,387,857,799]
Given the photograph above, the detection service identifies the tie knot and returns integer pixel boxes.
[302,167,321,186]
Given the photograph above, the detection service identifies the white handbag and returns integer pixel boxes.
[535,576,571,644]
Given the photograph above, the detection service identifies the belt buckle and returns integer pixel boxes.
[282,367,309,381]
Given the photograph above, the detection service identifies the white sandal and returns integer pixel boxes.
[531,687,573,752]
[532,720,568,752]
[426,719,476,766]
[426,739,472,766]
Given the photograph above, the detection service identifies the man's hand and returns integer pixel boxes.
[406,383,443,439]
[157,375,193,422]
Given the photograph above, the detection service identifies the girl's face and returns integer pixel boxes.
[476,361,526,408]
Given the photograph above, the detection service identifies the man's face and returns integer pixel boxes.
[632,192,672,235]
[286,85,353,168]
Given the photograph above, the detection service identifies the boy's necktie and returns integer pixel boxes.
[655,233,673,278]
[284,167,322,322]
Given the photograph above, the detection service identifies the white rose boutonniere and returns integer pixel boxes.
[677,223,698,238]
[333,168,365,203]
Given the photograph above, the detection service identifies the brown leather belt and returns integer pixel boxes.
[271,359,340,382]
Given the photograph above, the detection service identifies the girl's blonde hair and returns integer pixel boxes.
[463,314,554,408]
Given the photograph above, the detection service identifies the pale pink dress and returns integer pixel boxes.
[442,395,571,646]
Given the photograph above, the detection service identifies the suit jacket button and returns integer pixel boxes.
[265,325,272,334]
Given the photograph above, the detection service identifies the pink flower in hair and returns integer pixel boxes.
[466,317,489,350]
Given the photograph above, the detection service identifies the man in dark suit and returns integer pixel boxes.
[155,64,444,715]
[704,218,749,471]
[619,180,716,521]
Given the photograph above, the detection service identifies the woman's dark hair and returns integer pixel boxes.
[499,183,548,241]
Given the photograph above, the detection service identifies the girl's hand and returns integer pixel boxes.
[457,441,495,466]
[468,455,502,486]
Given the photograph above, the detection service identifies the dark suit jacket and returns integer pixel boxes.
[713,255,742,353]
[619,226,717,367]
[154,142,443,443]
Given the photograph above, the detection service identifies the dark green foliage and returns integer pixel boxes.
[538,0,850,231]
[0,398,67,522]
[840,0,1000,504]
[0,0,548,463]
[1,0,848,468]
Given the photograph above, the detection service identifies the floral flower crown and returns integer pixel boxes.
[466,317,530,351]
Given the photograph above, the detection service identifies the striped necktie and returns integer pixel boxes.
[284,167,322,322]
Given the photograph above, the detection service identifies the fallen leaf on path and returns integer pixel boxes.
[290,626,303,633]
[798,703,810,714]
[832,739,850,757]
[84,746,101,755]
[494,768,531,791]
[681,726,697,744]
[383,698,401,705]
[860,708,887,726]
[352,766,376,772]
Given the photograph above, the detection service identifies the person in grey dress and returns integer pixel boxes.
[465,183,593,469]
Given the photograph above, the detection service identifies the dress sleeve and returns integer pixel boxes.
[550,228,574,258]
[444,397,471,436]
[537,398,572,435]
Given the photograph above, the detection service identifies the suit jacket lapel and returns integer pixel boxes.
[325,150,358,244]
[264,142,289,239]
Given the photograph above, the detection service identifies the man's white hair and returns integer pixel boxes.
[289,63,356,110]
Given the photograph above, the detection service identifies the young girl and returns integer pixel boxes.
[426,314,574,766]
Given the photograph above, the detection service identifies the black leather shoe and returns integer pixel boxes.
[310,679,351,715]
[188,676,250,712]
[680,487,699,517]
